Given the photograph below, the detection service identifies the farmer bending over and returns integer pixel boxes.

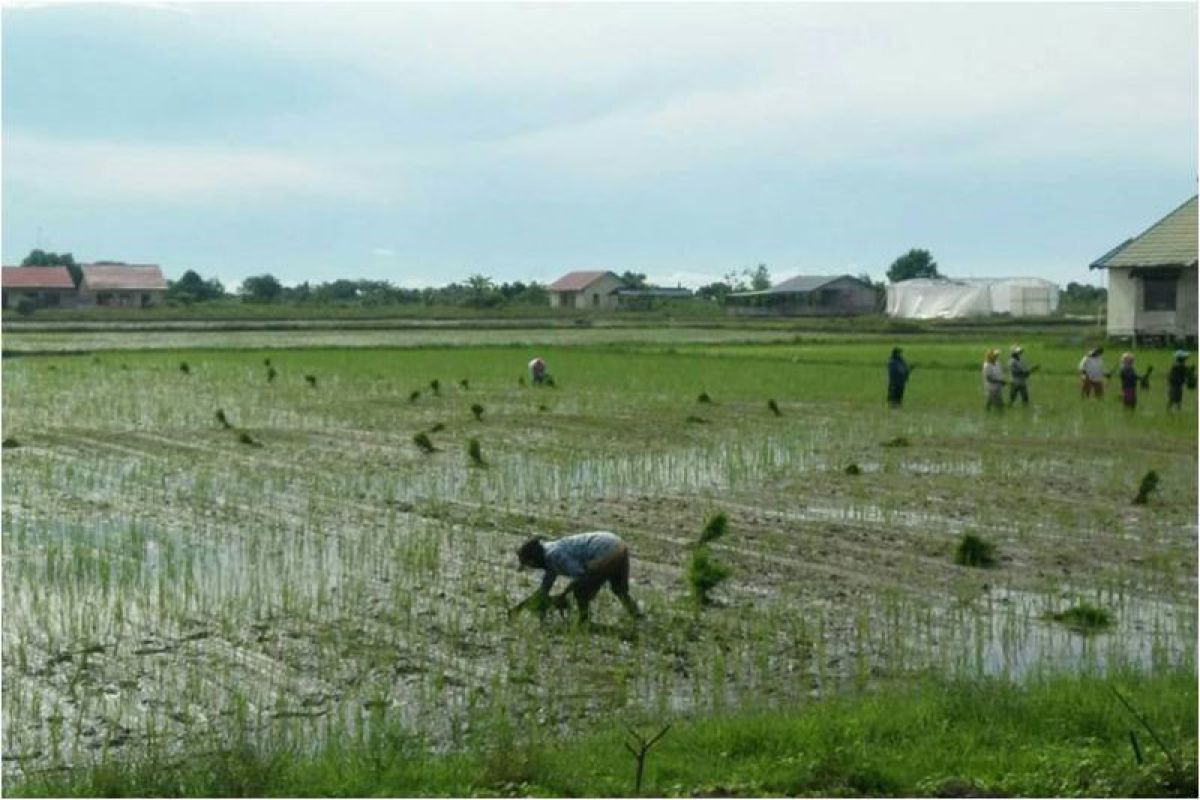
[528,357,547,385]
[509,531,642,622]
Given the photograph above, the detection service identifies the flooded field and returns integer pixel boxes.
[2,337,1196,776]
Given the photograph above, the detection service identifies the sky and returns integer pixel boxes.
[2,1,1196,291]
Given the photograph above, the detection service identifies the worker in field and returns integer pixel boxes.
[509,531,643,622]
[1167,350,1195,411]
[1078,347,1109,399]
[983,349,1006,411]
[886,347,912,408]
[1117,353,1152,410]
[1007,345,1037,406]
[528,356,547,386]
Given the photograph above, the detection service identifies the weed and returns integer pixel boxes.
[215,409,233,430]
[237,431,263,448]
[767,399,781,416]
[467,438,486,468]
[1049,604,1113,633]
[2,437,21,448]
[471,403,485,421]
[954,534,996,568]
[697,392,712,404]
[844,463,861,476]
[882,436,911,448]
[1133,470,1159,505]
[413,432,437,454]
[305,374,318,388]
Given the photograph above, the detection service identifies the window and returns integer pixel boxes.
[593,293,599,307]
[1143,278,1177,311]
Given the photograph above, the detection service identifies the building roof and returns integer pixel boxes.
[616,287,693,297]
[1090,196,1198,270]
[2,266,75,289]
[729,274,865,297]
[80,264,168,291]
[548,270,620,291]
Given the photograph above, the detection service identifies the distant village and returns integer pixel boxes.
[2,194,1196,342]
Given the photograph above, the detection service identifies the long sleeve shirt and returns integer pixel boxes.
[1079,355,1106,381]
[539,531,623,592]
[983,362,1004,391]
[887,356,909,387]
[1008,357,1031,385]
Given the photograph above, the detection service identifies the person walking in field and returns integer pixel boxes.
[1167,350,1195,411]
[1078,347,1109,399]
[509,531,642,622]
[1007,345,1037,406]
[1117,353,1151,411]
[983,349,1006,411]
[528,357,547,386]
[886,347,912,408]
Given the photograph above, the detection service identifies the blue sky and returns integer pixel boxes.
[2,2,1196,291]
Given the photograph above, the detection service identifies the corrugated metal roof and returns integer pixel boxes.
[548,270,618,291]
[1091,196,1198,270]
[729,274,864,297]
[2,266,75,289]
[80,264,168,291]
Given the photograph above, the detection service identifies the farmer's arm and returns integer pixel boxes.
[508,571,559,618]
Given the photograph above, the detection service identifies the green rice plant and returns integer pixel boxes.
[699,512,728,544]
[409,389,421,402]
[413,432,437,454]
[459,378,469,390]
[685,415,708,424]
[467,438,486,468]
[237,431,263,448]
[305,374,318,388]
[882,436,911,448]
[687,548,731,607]
[429,422,446,433]
[954,534,996,568]
[179,362,190,374]
[1133,470,1159,505]
[430,379,440,396]
[267,366,277,383]
[844,463,861,476]
[471,403,484,421]
[697,392,712,404]
[2,437,21,448]
[538,404,549,412]
[767,399,781,417]
[544,375,556,388]
[1049,603,1113,633]
[215,409,233,429]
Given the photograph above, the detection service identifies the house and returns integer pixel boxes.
[1089,195,1197,343]
[725,274,877,317]
[615,286,693,310]
[887,277,1059,319]
[77,263,169,307]
[547,270,625,310]
[1,266,77,309]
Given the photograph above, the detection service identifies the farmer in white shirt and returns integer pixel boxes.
[509,531,642,622]
[983,348,1006,411]
[528,357,547,385]
[1078,347,1109,399]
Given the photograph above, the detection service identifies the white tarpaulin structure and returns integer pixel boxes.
[887,278,1059,319]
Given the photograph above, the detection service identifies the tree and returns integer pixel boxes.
[886,249,939,283]
[168,270,225,304]
[747,263,771,291]
[696,281,735,301]
[239,274,283,303]
[465,273,499,308]
[619,271,648,290]
[21,249,81,287]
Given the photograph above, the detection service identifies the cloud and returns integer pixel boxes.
[371,247,396,258]
[2,135,376,203]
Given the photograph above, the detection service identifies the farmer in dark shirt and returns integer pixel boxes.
[1168,350,1194,411]
[509,531,642,622]
[1117,353,1150,410]
[886,347,912,408]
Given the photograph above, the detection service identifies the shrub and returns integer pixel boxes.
[955,534,996,568]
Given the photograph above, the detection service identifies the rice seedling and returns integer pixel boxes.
[954,534,996,568]
[413,432,438,454]
[179,362,190,374]
[2,437,21,448]
[471,403,485,421]
[544,375,557,388]
[882,436,911,448]
[538,404,549,412]
[409,390,421,403]
[685,415,708,424]
[305,374,318,387]
[237,431,263,448]
[459,379,469,390]
[699,512,728,545]
[844,463,861,475]
[697,392,712,404]
[1133,469,1159,505]
[430,379,440,396]
[467,438,486,468]
[429,422,446,433]
[215,409,233,429]
[689,513,732,606]
[767,399,781,416]
[264,357,272,367]
[267,366,278,383]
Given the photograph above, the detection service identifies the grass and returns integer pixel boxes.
[6,669,1194,797]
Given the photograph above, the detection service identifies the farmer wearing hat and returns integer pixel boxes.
[886,347,912,408]
[1078,347,1109,399]
[983,349,1006,411]
[528,357,547,385]
[1117,352,1151,410]
[509,531,642,622]
[1007,345,1037,406]
[1167,350,1194,411]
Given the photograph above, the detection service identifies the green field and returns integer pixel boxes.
[1,327,1195,794]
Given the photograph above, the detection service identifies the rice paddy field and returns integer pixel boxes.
[2,327,1196,786]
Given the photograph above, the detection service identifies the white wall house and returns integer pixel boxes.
[1090,196,1197,343]
[547,271,625,310]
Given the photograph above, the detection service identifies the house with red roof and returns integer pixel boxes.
[547,270,625,310]
[2,266,78,310]
[78,263,168,307]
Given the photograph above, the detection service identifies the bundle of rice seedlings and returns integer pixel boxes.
[471,403,484,421]
[430,379,440,396]
[467,437,486,467]
[544,375,557,388]
[882,436,911,448]
[409,390,421,403]
[2,437,21,449]
[305,374,318,388]
[688,548,731,606]
[954,533,997,568]
[767,399,781,416]
[699,512,728,544]
[685,415,708,424]
[215,409,233,430]
[429,422,446,433]
[237,431,263,448]
[518,376,527,386]
[267,366,277,383]
[697,392,712,404]
[263,357,272,367]
[413,432,437,454]
[538,404,549,412]
[844,463,861,475]
[179,362,190,374]
[1133,470,1159,505]
[1049,604,1113,633]
[459,378,469,390]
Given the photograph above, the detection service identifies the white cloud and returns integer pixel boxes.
[371,247,396,258]
[3,135,376,203]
